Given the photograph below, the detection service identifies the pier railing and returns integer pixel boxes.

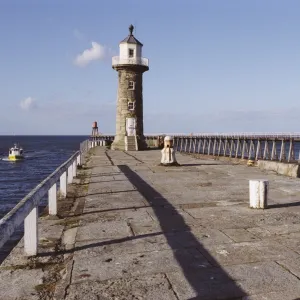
[0,140,90,256]
[174,135,300,163]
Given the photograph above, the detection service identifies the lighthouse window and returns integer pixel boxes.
[128,81,135,90]
[128,102,135,111]
[128,49,134,57]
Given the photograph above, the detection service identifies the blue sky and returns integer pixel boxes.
[0,0,300,135]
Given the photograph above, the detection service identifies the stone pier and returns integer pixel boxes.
[1,148,300,299]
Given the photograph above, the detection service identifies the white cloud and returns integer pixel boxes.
[74,42,107,67]
[73,29,84,40]
[20,97,37,111]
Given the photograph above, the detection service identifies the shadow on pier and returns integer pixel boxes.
[39,165,247,298]
[116,165,247,299]
[268,201,300,209]
[179,163,227,166]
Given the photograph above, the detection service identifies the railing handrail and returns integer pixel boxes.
[90,133,300,138]
[0,139,90,256]
[112,56,149,67]
[173,135,300,162]
[0,150,79,249]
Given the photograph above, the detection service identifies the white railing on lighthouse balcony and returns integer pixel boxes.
[112,56,149,67]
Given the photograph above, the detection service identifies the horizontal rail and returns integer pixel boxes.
[0,139,90,256]
[90,133,300,140]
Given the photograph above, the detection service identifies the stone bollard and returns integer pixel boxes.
[160,136,178,166]
[249,180,268,209]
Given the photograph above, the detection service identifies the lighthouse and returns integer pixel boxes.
[111,25,149,151]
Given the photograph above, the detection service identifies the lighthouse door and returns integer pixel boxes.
[126,118,136,136]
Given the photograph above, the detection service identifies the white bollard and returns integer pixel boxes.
[67,165,73,184]
[72,160,77,177]
[24,207,38,256]
[77,154,81,166]
[48,183,57,215]
[60,172,67,197]
[249,180,268,209]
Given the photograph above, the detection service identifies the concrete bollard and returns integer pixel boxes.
[249,180,268,209]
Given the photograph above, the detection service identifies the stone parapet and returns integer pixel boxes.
[257,160,300,177]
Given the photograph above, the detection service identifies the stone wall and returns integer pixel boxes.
[257,160,300,178]
[112,65,148,150]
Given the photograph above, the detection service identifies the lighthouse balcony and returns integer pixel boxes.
[112,56,149,68]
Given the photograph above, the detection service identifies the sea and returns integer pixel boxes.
[0,136,88,219]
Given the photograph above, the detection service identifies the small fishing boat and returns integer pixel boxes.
[8,143,24,161]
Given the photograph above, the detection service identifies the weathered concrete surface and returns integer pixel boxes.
[257,159,300,178]
[2,147,300,299]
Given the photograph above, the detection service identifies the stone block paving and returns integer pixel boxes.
[2,147,300,299]
[66,148,300,300]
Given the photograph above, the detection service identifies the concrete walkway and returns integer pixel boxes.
[2,147,300,299]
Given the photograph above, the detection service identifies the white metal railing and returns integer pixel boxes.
[171,133,300,139]
[173,135,300,162]
[93,133,300,139]
[112,56,149,67]
[0,139,90,256]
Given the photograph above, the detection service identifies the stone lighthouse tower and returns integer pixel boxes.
[111,24,149,151]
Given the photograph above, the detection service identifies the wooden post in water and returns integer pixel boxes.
[202,139,206,154]
[207,139,212,155]
[263,140,268,160]
[217,138,222,156]
[249,140,254,159]
[229,139,234,158]
[288,139,294,162]
[235,139,240,158]
[224,139,228,156]
[271,140,276,160]
[245,140,249,158]
[188,138,192,153]
[255,139,261,161]
[24,207,38,256]
[192,139,196,153]
[212,138,217,156]
[48,183,57,215]
[197,138,202,153]
[222,139,225,156]
[241,139,246,159]
[279,140,285,162]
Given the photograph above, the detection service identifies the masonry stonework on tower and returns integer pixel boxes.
[111,25,149,151]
